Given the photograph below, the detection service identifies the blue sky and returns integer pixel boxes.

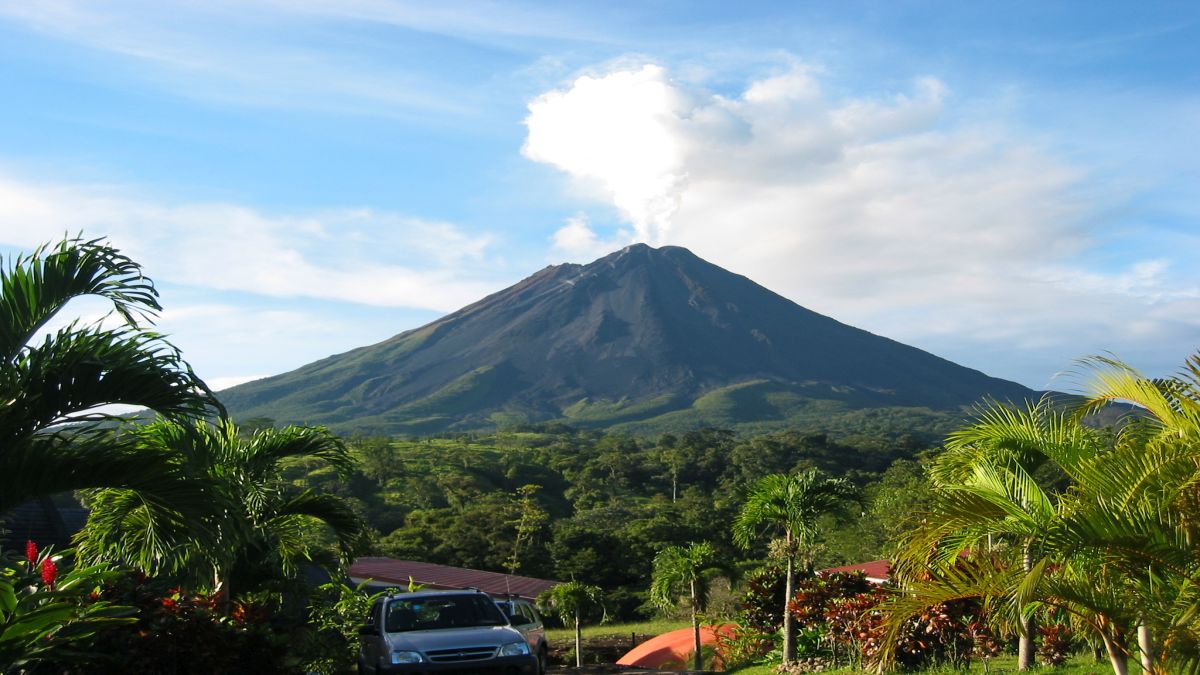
[0,1,1197,392]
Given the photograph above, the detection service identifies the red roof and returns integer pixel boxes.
[820,559,891,582]
[348,557,561,601]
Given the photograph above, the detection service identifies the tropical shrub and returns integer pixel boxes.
[739,564,788,634]
[50,571,294,674]
[1037,623,1075,667]
[0,543,135,669]
[302,581,388,675]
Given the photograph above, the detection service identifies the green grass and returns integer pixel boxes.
[544,619,690,643]
[728,653,1109,674]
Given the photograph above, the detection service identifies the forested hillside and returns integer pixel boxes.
[278,419,939,619]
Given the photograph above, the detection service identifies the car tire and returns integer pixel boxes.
[537,645,548,675]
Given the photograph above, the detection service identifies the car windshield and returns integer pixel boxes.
[385,595,507,632]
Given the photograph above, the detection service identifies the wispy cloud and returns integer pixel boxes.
[0,1,513,119]
[0,172,505,312]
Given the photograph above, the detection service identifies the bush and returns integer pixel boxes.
[302,582,389,674]
[1037,623,1075,667]
[46,572,295,674]
[0,544,136,670]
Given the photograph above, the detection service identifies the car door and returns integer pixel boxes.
[517,601,545,650]
[359,599,384,672]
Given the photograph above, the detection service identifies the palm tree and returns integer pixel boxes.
[0,236,219,514]
[732,469,853,662]
[75,418,366,606]
[911,398,1093,671]
[537,581,603,668]
[879,354,1200,675]
[650,541,723,671]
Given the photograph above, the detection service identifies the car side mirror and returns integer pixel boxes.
[357,624,378,636]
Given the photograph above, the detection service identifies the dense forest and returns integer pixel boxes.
[272,418,942,619]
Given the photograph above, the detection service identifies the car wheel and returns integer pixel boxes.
[537,645,548,675]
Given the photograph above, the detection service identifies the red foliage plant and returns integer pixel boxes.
[785,571,991,671]
[40,557,57,587]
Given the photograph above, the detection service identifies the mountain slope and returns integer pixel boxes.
[220,244,1035,434]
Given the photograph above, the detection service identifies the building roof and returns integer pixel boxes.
[820,559,891,583]
[348,557,561,601]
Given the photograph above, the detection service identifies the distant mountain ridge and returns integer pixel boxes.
[220,244,1036,435]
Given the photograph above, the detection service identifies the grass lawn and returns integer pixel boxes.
[544,619,693,667]
[545,619,691,643]
[728,653,1110,674]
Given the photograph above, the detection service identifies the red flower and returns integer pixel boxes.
[161,597,177,609]
[25,540,37,564]
[40,557,57,587]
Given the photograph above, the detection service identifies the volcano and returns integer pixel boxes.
[220,244,1034,435]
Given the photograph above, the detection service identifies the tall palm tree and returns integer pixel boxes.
[915,398,1094,670]
[0,236,219,514]
[75,418,366,605]
[650,541,723,672]
[732,470,853,662]
[538,581,603,669]
[880,355,1200,675]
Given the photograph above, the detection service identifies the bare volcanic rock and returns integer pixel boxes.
[220,244,1034,434]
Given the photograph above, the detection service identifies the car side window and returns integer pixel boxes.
[520,603,538,625]
[364,599,382,629]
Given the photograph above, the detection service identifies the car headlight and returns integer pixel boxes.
[390,650,423,664]
[499,641,531,657]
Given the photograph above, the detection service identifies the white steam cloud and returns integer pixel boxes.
[522,61,1200,387]
[523,64,688,244]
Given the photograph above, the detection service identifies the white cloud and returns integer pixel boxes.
[523,64,689,243]
[0,173,503,313]
[550,214,630,262]
[152,302,370,388]
[523,62,1200,385]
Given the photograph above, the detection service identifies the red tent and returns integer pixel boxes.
[616,624,734,670]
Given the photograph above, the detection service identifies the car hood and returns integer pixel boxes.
[386,625,524,651]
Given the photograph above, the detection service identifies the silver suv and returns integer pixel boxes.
[357,590,538,674]
[493,597,548,674]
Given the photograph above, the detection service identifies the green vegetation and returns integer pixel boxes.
[12,235,1200,674]
[283,425,934,624]
[650,541,723,671]
[542,618,689,643]
[0,237,367,670]
[876,354,1200,674]
[0,236,219,512]
[733,470,854,662]
[75,419,367,607]
[538,580,604,668]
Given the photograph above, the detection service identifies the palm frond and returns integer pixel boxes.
[238,423,354,481]
[0,236,160,362]
[0,431,215,514]
[268,489,367,566]
[2,325,217,444]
